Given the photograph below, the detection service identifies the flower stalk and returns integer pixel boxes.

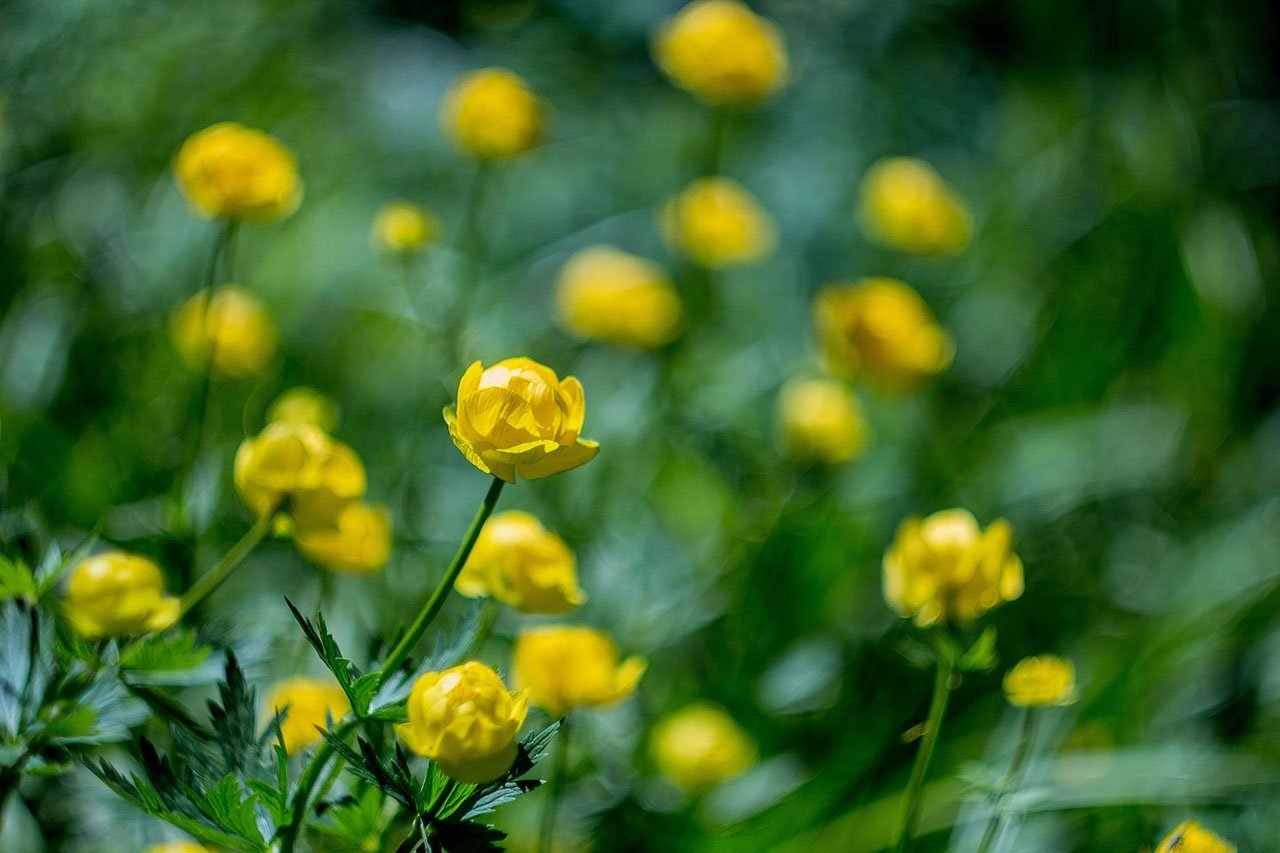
[538,717,571,853]
[891,645,955,853]
[974,709,1036,853]
[178,509,275,618]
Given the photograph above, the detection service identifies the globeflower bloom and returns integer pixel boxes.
[372,200,440,255]
[173,122,302,222]
[293,502,392,575]
[397,662,528,783]
[234,422,366,522]
[653,0,788,105]
[650,703,755,793]
[445,358,599,483]
[662,177,774,268]
[457,511,585,614]
[813,278,953,391]
[265,676,350,754]
[170,286,278,380]
[65,552,180,639]
[556,246,682,349]
[1155,821,1236,853]
[882,509,1023,627]
[267,386,340,432]
[440,68,543,160]
[1003,656,1077,707]
[513,626,645,716]
[858,157,972,255]
[776,377,868,465]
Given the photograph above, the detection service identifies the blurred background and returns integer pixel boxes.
[2,0,1280,850]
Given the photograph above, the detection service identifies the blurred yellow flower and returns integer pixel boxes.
[445,357,600,483]
[457,510,584,613]
[265,676,349,754]
[267,386,340,432]
[858,157,972,255]
[372,200,441,254]
[513,625,645,716]
[654,0,788,105]
[776,377,868,465]
[650,703,755,792]
[1156,821,1236,853]
[170,285,277,380]
[145,843,213,853]
[397,662,528,783]
[1002,655,1077,707]
[662,177,774,268]
[440,68,543,160]
[556,245,682,349]
[234,422,366,522]
[813,278,953,391]
[65,551,179,639]
[294,502,392,575]
[173,122,302,222]
[883,509,1023,627]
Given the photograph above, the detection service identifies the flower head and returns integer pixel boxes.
[440,68,543,160]
[556,246,682,349]
[170,286,277,380]
[814,278,953,391]
[267,387,340,432]
[883,509,1023,627]
[777,377,868,465]
[266,676,349,754]
[858,157,972,255]
[234,422,366,522]
[293,502,392,575]
[1155,821,1236,853]
[1003,655,1077,707]
[662,177,774,268]
[174,122,302,222]
[513,626,645,716]
[654,0,788,105]
[372,200,441,255]
[65,551,179,639]
[397,662,528,783]
[650,703,755,792]
[445,358,599,483]
[457,511,584,614]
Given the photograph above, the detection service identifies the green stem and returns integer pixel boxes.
[537,718,571,853]
[974,709,1036,853]
[891,650,955,853]
[178,511,274,618]
[279,715,364,852]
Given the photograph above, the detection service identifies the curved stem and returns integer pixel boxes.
[891,650,955,853]
[278,715,364,852]
[537,718,571,853]
[975,709,1036,853]
[178,511,274,618]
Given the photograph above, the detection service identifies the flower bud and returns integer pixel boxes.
[776,377,868,465]
[662,177,774,268]
[1002,655,1077,707]
[654,1,788,105]
[513,626,645,716]
[457,511,584,614]
[440,68,543,160]
[173,122,302,222]
[170,286,277,380]
[265,676,349,754]
[858,157,971,255]
[372,200,441,255]
[293,502,392,575]
[145,843,214,853]
[1155,821,1235,853]
[233,422,366,521]
[267,387,340,432]
[650,703,755,793]
[65,551,179,639]
[556,246,682,349]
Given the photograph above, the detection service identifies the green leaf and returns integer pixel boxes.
[285,597,371,714]
[958,626,999,674]
[434,820,506,853]
[310,786,385,845]
[0,555,36,603]
[207,652,261,776]
[119,631,212,685]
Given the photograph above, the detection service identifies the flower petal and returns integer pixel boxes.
[515,439,599,480]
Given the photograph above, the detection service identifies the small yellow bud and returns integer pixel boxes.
[1155,820,1236,853]
[265,676,350,754]
[776,377,868,465]
[555,246,682,349]
[267,386,340,432]
[662,177,774,268]
[512,626,645,716]
[65,552,179,640]
[372,200,441,254]
[1002,655,1077,707]
[145,843,214,853]
[858,157,972,255]
[233,422,366,522]
[650,703,755,793]
[170,286,278,380]
[457,511,584,614]
[440,68,543,160]
[653,0,788,105]
[173,122,302,222]
[293,502,392,575]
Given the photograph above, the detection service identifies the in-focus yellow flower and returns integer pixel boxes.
[650,703,755,792]
[1003,655,1077,707]
[440,68,543,160]
[457,511,584,613]
[265,676,350,754]
[814,278,953,391]
[1156,821,1236,853]
[267,386,340,432]
[293,502,392,575]
[883,509,1023,627]
[513,626,645,716]
[556,246,682,349]
[170,286,278,380]
[653,0,788,105]
[776,377,868,465]
[372,200,441,255]
[65,552,179,639]
[858,157,972,255]
[174,122,302,222]
[397,662,528,783]
[445,357,600,484]
[662,177,774,268]
[145,842,214,853]
[234,422,366,522]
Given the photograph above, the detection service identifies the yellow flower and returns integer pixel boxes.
[776,377,868,465]
[653,0,788,105]
[372,200,441,254]
[662,177,774,268]
[555,246,682,349]
[170,286,278,380]
[457,511,584,613]
[265,676,350,754]
[858,157,972,255]
[1155,821,1236,853]
[440,68,543,160]
[1002,655,1077,707]
[267,386,340,432]
[513,626,645,716]
[397,662,528,783]
[293,502,392,575]
[173,122,302,222]
[65,552,179,640]
[882,509,1024,627]
[813,278,953,391]
[650,703,755,792]
[145,843,214,853]
[233,422,366,522]
[445,357,600,483]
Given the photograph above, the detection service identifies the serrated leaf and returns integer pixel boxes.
[311,786,384,845]
[286,598,370,715]
[0,555,36,603]
[435,820,507,853]
[208,652,261,777]
[462,779,541,819]
[119,631,212,683]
